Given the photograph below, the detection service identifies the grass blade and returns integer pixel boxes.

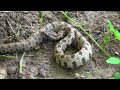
[19,52,25,74]
[0,55,16,59]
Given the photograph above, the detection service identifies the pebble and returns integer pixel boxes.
[7,66,17,74]
[74,73,85,79]
[39,68,46,78]
[114,52,119,56]
[74,73,80,79]
[0,67,7,79]
[30,66,38,75]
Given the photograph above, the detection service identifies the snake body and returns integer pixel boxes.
[0,22,92,68]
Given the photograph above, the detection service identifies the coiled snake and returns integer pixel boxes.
[0,22,92,68]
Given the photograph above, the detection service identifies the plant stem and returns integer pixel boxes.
[39,11,44,24]
[61,11,111,57]
[0,55,16,59]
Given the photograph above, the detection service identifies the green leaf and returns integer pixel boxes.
[106,57,120,64]
[107,19,120,41]
[19,52,25,74]
[114,72,120,79]
[114,29,120,41]
[107,19,115,32]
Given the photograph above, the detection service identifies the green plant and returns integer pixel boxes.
[107,20,120,41]
[19,52,25,74]
[101,19,120,47]
[105,20,120,79]
[64,11,69,15]
[106,55,120,79]
[63,11,71,21]
[106,57,120,64]
[39,11,44,25]
[101,32,111,47]
[0,55,16,59]
[114,72,120,79]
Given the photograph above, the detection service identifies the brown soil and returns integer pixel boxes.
[0,11,120,79]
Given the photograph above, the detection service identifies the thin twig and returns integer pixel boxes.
[6,19,19,40]
[7,19,16,34]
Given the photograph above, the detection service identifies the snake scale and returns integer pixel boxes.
[0,22,92,68]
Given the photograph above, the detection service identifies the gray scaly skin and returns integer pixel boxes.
[0,22,92,68]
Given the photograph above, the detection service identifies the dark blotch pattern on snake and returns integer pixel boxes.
[0,22,92,68]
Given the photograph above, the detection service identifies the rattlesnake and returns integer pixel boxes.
[0,22,92,68]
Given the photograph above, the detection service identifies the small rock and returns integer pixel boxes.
[79,75,86,79]
[114,52,119,56]
[44,61,50,65]
[0,67,7,79]
[30,66,38,76]
[102,68,115,78]
[39,69,46,78]
[74,73,80,79]
[74,73,86,79]
[34,45,41,50]
[7,66,17,74]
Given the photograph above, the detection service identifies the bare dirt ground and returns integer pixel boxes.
[0,11,120,79]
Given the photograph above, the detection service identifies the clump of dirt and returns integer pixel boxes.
[0,11,120,79]
[0,11,39,44]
